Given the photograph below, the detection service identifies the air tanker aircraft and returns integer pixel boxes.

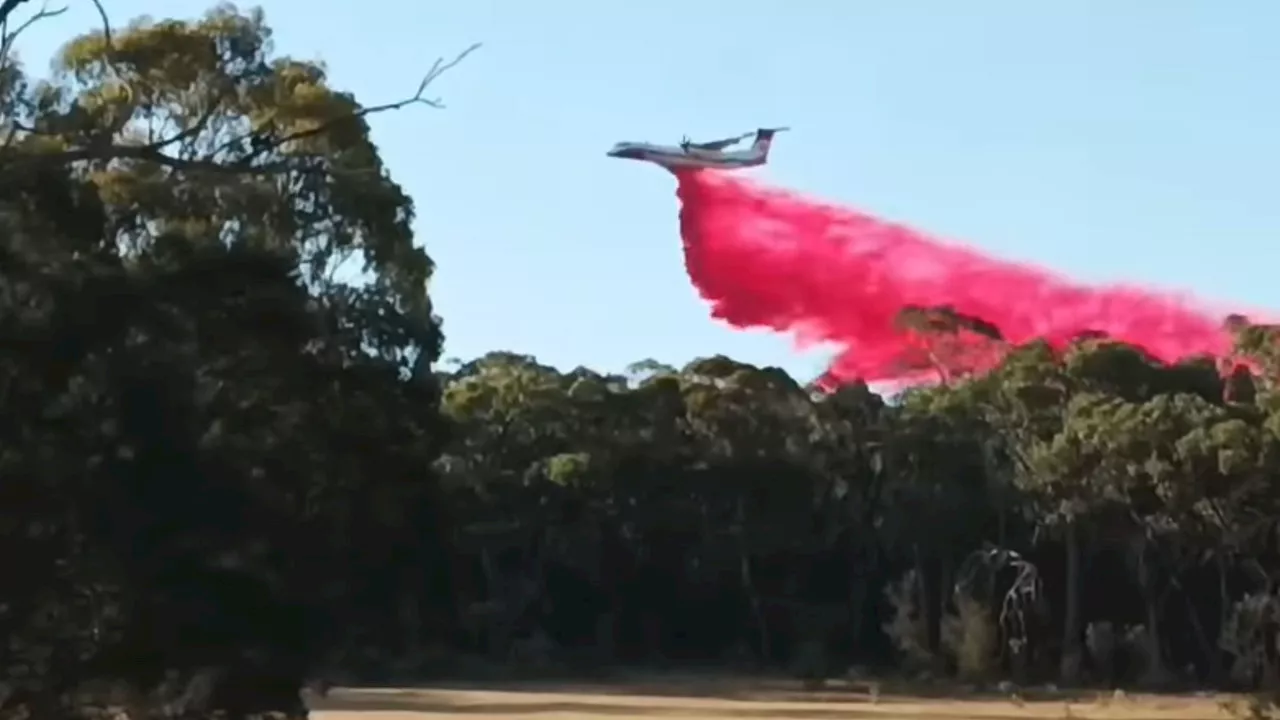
[607,127,789,170]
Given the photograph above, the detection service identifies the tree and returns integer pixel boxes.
[893,304,1006,383]
[417,339,1280,690]
[0,4,472,717]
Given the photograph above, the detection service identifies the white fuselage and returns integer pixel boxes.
[606,140,769,169]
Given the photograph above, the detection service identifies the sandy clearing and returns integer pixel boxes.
[311,680,1238,720]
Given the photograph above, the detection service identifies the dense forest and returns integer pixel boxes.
[4,3,1280,719]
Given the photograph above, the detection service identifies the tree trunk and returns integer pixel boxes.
[1215,553,1231,683]
[398,590,421,658]
[848,542,878,656]
[1141,592,1170,686]
[1059,520,1082,684]
[1135,540,1172,687]
[1182,585,1219,683]
[915,544,942,661]
[739,546,770,662]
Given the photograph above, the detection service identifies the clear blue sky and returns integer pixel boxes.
[19,0,1280,382]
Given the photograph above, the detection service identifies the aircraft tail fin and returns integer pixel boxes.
[752,126,790,159]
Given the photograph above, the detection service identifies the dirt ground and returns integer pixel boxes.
[310,675,1238,720]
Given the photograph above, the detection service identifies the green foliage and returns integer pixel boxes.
[424,321,1280,691]
[0,2,461,717]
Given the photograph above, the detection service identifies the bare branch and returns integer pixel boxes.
[0,0,117,85]
[229,41,483,161]
[0,41,483,175]
[0,0,66,156]
[87,0,110,50]
[194,42,482,169]
[412,42,482,109]
[3,137,295,174]
[147,98,228,153]
[0,0,32,28]
[0,1,68,65]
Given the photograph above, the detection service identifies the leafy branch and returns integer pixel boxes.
[0,0,481,175]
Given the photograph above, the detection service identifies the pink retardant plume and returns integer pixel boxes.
[674,169,1236,386]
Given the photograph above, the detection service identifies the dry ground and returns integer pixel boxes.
[310,675,1239,720]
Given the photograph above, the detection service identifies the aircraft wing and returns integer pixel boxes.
[687,131,753,152]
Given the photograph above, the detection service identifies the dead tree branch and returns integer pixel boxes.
[87,0,109,50]
[0,0,109,52]
[215,41,484,161]
[0,41,482,174]
[0,1,66,156]
[0,0,32,28]
[412,41,482,109]
[0,1,68,64]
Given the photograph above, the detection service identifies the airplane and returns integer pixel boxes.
[606,127,790,170]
